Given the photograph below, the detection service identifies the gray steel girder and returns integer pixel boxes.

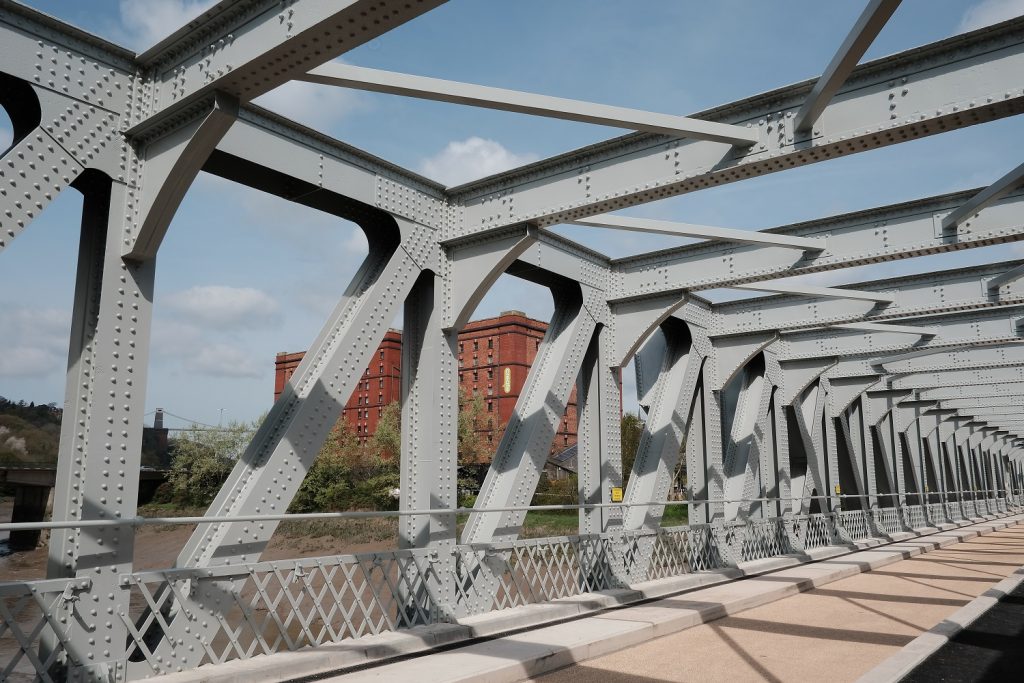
[710,259,1024,337]
[449,18,1024,238]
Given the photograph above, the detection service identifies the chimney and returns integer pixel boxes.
[154,408,164,430]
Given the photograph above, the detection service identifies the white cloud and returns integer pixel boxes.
[163,285,281,329]
[253,80,365,131]
[960,0,1024,31]
[419,137,539,187]
[0,306,70,378]
[118,0,217,51]
[193,344,262,378]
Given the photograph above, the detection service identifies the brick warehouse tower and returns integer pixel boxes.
[274,311,578,456]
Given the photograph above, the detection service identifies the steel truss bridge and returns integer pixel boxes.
[2,0,1024,680]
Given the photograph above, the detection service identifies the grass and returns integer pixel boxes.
[135,501,692,547]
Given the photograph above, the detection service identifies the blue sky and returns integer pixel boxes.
[2,0,1023,427]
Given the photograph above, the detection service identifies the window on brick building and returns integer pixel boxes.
[487,401,493,412]
[487,419,493,430]
[379,378,384,388]
[472,357,478,366]
[472,370,478,382]
[459,342,464,353]
[535,340,540,350]
[378,407,382,417]
[487,387,493,396]
[487,434,493,443]
[458,358,463,367]
[379,350,384,360]
[364,368,369,375]
[379,363,383,373]
[487,338,493,349]
[564,435,569,445]
[487,369,493,380]
[473,340,478,351]
[378,392,383,403]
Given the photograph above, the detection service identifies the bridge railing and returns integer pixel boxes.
[2,491,1021,679]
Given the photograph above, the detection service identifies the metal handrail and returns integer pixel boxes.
[0,489,1016,532]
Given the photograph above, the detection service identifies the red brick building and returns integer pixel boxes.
[274,311,578,455]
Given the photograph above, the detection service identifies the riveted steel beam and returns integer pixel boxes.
[829,322,936,336]
[942,160,1024,230]
[613,188,1024,301]
[622,320,701,531]
[571,214,822,249]
[128,0,448,137]
[711,260,1024,337]
[463,287,600,544]
[301,63,757,146]
[783,305,1024,364]
[794,0,903,133]
[728,282,894,303]
[451,19,1024,237]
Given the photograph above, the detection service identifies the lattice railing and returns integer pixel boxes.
[123,550,444,676]
[872,507,904,535]
[837,510,871,541]
[623,524,723,580]
[454,534,625,615]
[904,505,927,530]
[927,502,948,526]
[963,499,978,518]
[6,498,1018,681]
[0,578,89,683]
[946,501,965,521]
[793,513,840,549]
[728,518,793,562]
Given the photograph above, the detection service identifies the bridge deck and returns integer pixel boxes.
[306,517,1024,683]
[537,526,1024,683]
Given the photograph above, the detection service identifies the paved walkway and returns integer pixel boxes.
[536,525,1024,683]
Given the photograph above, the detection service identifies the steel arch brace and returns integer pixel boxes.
[621,319,703,531]
[446,225,539,330]
[125,92,238,259]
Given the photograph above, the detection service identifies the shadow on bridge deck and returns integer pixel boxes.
[535,526,1024,683]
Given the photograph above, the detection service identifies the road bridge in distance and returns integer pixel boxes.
[0,464,168,550]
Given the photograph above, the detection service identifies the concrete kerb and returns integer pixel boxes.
[856,567,1024,683]
[154,513,1023,683]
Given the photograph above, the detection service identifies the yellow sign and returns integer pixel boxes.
[503,367,512,393]
[610,487,624,503]
[834,484,842,495]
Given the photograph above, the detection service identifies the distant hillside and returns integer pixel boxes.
[0,398,62,464]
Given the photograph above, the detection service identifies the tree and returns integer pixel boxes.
[457,388,491,465]
[290,421,356,512]
[166,417,262,507]
[620,412,644,487]
[373,401,402,460]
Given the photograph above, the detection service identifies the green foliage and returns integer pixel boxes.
[458,388,490,465]
[534,472,578,505]
[373,401,402,460]
[620,412,644,487]
[0,398,62,464]
[166,417,262,507]
[289,418,400,513]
